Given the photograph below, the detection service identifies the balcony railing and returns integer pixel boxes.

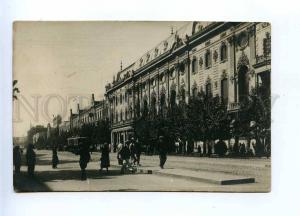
[254,55,271,67]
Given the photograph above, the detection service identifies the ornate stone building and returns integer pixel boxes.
[105,21,271,145]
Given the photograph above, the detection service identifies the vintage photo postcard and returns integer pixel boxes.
[13,21,271,192]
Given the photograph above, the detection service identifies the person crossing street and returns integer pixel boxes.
[158,136,167,169]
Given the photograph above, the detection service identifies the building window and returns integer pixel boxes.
[192,87,198,97]
[170,90,176,107]
[170,69,175,78]
[160,74,165,82]
[221,78,228,104]
[220,43,227,62]
[180,87,185,102]
[179,63,185,75]
[192,57,197,73]
[205,50,212,68]
[263,32,271,57]
[120,94,122,104]
[151,79,156,87]
[206,82,212,96]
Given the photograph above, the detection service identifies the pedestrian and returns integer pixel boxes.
[175,138,180,154]
[135,138,141,166]
[197,144,202,156]
[26,144,36,177]
[264,143,271,158]
[178,138,183,154]
[158,136,167,169]
[78,142,91,180]
[239,143,246,157]
[100,142,110,173]
[13,145,22,174]
[129,139,137,165]
[117,142,123,165]
[52,147,59,169]
[119,142,130,174]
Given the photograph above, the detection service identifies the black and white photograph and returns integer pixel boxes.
[12,21,271,192]
[2,0,300,215]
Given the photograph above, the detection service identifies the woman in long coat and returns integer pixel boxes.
[52,147,59,168]
[78,143,91,180]
[13,145,22,173]
[26,144,36,177]
[100,143,110,173]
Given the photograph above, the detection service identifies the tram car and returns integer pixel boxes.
[66,137,88,154]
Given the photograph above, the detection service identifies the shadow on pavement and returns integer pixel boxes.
[14,168,132,192]
[13,172,51,192]
[35,168,130,182]
[36,158,79,165]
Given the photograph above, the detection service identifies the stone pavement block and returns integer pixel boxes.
[137,167,255,185]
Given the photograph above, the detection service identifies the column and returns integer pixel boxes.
[227,35,237,103]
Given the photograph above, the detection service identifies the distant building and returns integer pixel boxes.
[59,121,70,134]
[69,94,108,130]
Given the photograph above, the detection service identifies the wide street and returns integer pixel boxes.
[14,150,271,192]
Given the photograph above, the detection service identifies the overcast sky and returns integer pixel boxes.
[13,21,188,137]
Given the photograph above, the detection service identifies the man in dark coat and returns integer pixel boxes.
[100,142,110,173]
[52,147,59,169]
[119,142,130,174]
[26,144,36,177]
[158,136,167,169]
[78,142,91,180]
[129,139,137,165]
[135,138,141,166]
[13,145,22,174]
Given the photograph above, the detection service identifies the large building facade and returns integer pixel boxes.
[105,22,271,146]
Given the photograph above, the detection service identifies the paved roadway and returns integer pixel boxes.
[13,150,270,192]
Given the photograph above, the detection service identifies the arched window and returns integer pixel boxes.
[206,82,212,97]
[143,100,148,117]
[160,74,165,82]
[220,43,228,62]
[160,93,166,109]
[180,87,185,102]
[192,87,198,98]
[205,50,212,68]
[170,69,175,78]
[151,79,156,87]
[150,96,157,116]
[170,90,177,108]
[221,78,228,104]
[192,57,197,73]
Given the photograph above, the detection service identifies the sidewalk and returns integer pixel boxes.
[84,151,270,187]
[13,150,270,192]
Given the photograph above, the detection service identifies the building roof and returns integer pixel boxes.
[108,21,213,88]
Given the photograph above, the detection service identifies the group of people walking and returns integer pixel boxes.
[13,144,36,177]
[116,138,142,174]
[13,135,170,181]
